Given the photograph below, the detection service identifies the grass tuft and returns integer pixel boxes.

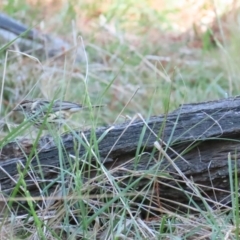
[0,1,239,239]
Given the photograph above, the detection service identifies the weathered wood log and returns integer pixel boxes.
[0,12,82,61]
[1,96,240,212]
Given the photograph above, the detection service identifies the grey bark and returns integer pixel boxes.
[0,12,82,61]
[1,96,240,212]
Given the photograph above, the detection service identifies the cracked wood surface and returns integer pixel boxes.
[1,96,240,210]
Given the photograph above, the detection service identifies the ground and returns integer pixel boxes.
[0,0,239,239]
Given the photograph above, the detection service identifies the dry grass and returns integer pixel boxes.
[0,0,240,239]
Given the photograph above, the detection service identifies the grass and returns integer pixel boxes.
[0,0,240,239]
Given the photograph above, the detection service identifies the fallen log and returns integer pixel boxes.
[1,96,240,213]
[0,12,82,61]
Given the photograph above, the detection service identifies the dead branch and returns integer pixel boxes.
[1,96,240,212]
